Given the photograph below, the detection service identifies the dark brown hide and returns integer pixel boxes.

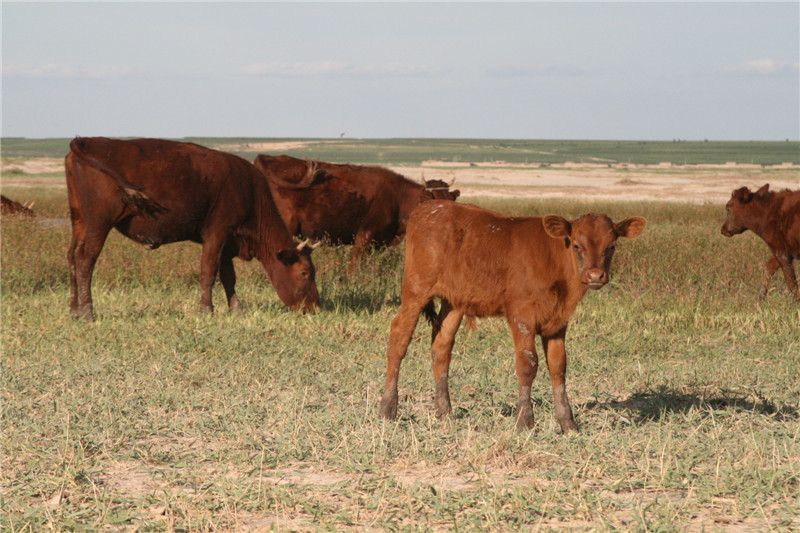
[66,137,320,320]
[1,195,34,217]
[379,201,645,433]
[721,183,800,301]
[253,155,460,266]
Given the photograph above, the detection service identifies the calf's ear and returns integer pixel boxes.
[615,217,647,239]
[755,183,770,196]
[542,215,572,238]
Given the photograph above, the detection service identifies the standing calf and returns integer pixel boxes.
[380,201,646,432]
[721,184,800,302]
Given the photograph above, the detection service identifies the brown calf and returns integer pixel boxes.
[380,201,646,432]
[66,137,320,320]
[721,184,800,301]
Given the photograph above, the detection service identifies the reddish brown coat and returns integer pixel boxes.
[65,137,320,320]
[253,154,460,265]
[721,183,800,301]
[1,195,34,217]
[379,201,646,432]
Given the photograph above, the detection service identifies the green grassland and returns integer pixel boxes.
[3,137,799,166]
[1,182,798,531]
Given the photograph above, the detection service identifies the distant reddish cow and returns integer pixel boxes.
[66,137,320,320]
[379,201,646,432]
[253,155,460,266]
[1,195,34,217]
[721,184,800,302]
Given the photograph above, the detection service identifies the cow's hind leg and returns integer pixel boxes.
[431,299,463,419]
[219,255,242,312]
[508,318,539,432]
[543,329,578,433]
[69,223,111,321]
[380,298,427,420]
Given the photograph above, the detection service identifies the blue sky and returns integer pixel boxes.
[2,2,798,140]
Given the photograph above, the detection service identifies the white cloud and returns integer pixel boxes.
[237,61,441,78]
[724,59,800,76]
[485,64,594,78]
[3,64,136,79]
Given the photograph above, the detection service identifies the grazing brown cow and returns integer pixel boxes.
[66,137,321,320]
[253,155,460,266]
[721,183,800,302]
[379,201,646,432]
[1,195,34,217]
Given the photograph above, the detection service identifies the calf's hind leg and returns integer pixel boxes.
[380,298,427,420]
[430,299,464,419]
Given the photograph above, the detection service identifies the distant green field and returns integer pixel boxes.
[2,137,798,166]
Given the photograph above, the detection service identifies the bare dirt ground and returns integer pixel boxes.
[1,157,797,204]
[393,161,799,204]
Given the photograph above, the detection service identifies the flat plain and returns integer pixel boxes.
[2,138,799,532]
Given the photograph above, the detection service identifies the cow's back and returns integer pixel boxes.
[67,137,259,246]
[256,155,408,243]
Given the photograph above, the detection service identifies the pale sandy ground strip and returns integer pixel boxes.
[1,157,798,204]
[391,163,800,204]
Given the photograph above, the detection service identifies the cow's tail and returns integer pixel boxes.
[69,137,166,216]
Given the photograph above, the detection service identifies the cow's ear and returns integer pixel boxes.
[277,249,300,266]
[755,183,770,196]
[452,189,461,200]
[542,215,571,238]
[615,217,646,239]
[733,187,753,203]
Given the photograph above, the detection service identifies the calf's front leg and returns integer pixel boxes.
[508,318,538,432]
[543,330,578,433]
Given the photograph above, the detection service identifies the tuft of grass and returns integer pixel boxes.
[2,188,799,531]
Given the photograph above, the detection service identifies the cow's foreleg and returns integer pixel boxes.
[198,232,228,313]
[430,300,463,419]
[760,255,782,299]
[350,231,373,268]
[380,300,425,420]
[543,330,578,433]
[219,256,242,312]
[509,319,538,432]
